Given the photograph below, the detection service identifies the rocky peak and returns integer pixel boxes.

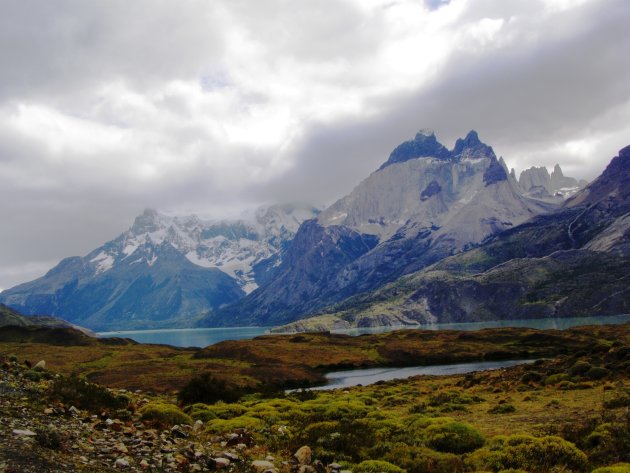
[379,129,451,170]
[452,130,496,160]
[564,145,629,209]
[483,156,508,186]
[130,209,162,235]
[552,164,564,178]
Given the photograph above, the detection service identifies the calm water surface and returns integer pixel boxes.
[97,314,630,348]
[307,359,536,391]
[97,326,271,347]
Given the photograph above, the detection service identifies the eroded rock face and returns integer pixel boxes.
[207,130,556,326]
[519,164,586,199]
[282,145,630,331]
[0,204,319,330]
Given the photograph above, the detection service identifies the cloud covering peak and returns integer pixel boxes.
[1,0,630,289]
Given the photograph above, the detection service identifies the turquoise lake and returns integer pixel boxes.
[305,359,536,391]
[97,314,630,347]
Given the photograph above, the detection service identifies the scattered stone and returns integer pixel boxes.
[222,452,240,462]
[114,457,130,469]
[193,419,204,433]
[171,425,189,438]
[115,443,129,453]
[252,460,275,472]
[214,457,231,469]
[294,446,312,465]
[314,460,327,473]
[33,360,46,370]
[12,429,36,437]
[68,405,80,416]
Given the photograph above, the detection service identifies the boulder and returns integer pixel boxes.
[252,460,275,472]
[294,446,312,465]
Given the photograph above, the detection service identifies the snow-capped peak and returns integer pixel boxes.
[86,204,319,293]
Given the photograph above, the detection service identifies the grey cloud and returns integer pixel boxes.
[0,0,225,104]
[2,0,630,290]
[254,0,630,203]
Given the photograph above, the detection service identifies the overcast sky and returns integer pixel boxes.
[1,0,630,290]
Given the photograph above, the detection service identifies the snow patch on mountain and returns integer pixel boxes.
[84,204,319,292]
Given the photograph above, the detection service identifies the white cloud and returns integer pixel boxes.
[0,0,629,288]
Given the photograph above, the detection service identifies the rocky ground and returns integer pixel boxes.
[0,360,333,473]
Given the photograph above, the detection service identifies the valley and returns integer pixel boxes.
[2,322,630,472]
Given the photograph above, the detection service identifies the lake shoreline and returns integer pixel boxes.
[97,314,630,348]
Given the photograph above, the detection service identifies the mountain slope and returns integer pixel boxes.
[204,130,558,326]
[518,163,587,200]
[1,240,244,331]
[275,144,630,332]
[0,204,317,331]
[0,303,94,335]
[98,204,319,293]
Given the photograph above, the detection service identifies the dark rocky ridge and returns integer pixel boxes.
[202,130,554,327]
[278,145,630,331]
[379,129,451,169]
[1,241,244,331]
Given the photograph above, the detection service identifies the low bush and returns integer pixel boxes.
[544,373,571,385]
[23,369,41,382]
[488,404,516,414]
[381,444,463,473]
[592,464,630,473]
[205,415,264,433]
[49,374,127,412]
[35,426,62,450]
[586,423,630,465]
[568,361,592,376]
[423,421,485,454]
[467,434,588,472]
[178,372,245,405]
[140,402,192,428]
[520,371,543,384]
[354,460,406,473]
[586,367,611,380]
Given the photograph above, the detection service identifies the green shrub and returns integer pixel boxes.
[178,373,245,405]
[586,423,630,465]
[49,374,127,412]
[469,435,588,472]
[189,402,248,419]
[544,373,571,385]
[381,444,463,473]
[557,380,577,390]
[428,390,482,407]
[592,464,630,473]
[354,460,406,473]
[586,367,611,380]
[140,402,192,428]
[35,426,62,449]
[520,371,543,384]
[568,361,592,376]
[488,404,516,414]
[205,415,264,433]
[23,369,41,382]
[603,390,630,409]
[423,421,485,454]
[187,406,218,422]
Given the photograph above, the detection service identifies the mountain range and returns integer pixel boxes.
[275,143,630,332]
[0,205,318,330]
[2,129,620,332]
[203,130,563,326]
